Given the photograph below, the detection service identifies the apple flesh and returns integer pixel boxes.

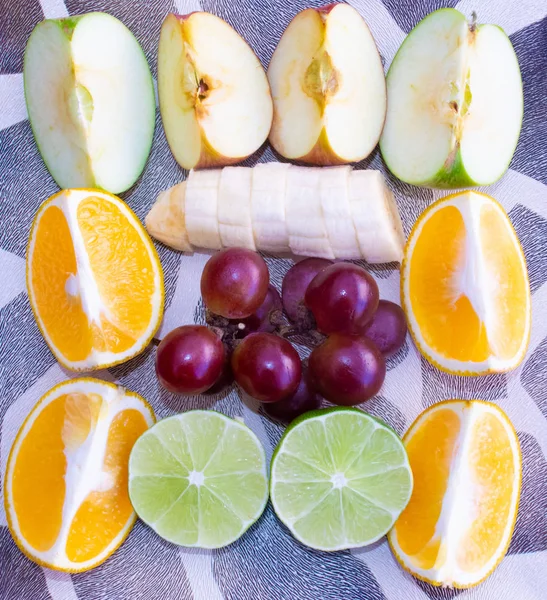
[267,4,386,165]
[158,13,273,170]
[380,8,523,188]
[24,12,155,194]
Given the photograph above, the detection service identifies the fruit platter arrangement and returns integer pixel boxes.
[1,1,546,599]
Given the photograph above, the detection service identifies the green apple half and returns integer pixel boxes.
[24,12,155,194]
[380,8,523,188]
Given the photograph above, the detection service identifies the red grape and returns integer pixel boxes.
[201,248,269,319]
[202,353,234,395]
[232,333,301,403]
[305,263,379,334]
[362,300,407,357]
[308,334,385,406]
[156,325,225,394]
[234,285,282,338]
[282,258,333,327]
[263,368,322,423]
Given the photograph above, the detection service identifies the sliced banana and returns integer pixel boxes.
[349,170,405,263]
[145,164,406,264]
[251,162,290,254]
[286,166,335,259]
[185,169,222,250]
[319,166,361,259]
[217,167,255,250]
[145,182,193,252]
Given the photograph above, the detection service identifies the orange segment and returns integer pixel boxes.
[4,378,155,573]
[66,408,149,563]
[11,395,67,552]
[480,202,529,361]
[408,205,490,363]
[78,196,156,342]
[27,189,164,371]
[396,407,461,569]
[402,191,530,375]
[457,411,517,572]
[389,400,521,589]
[29,204,93,362]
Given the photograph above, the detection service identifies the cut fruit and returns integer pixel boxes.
[270,407,413,551]
[24,12,155,194]
[285,167,334,259]
[218,167,255,250]
[349,170,405,263]
[158,12,273,170]
[4,378,155,572]
[27,189,164,371]
[251,162,291,254]
[145,182,193,253]
[319,166,361,259]
[268,4,386,165]
[380,8,523,187]
[389,400,521,588]
[128,410,268,549]
[145,164,406,263]
[184,168,223,250]
[401,191,530,375]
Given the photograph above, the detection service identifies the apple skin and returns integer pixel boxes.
[299,129,350,166]
[416,145,477,189]
[317,4,339,15]
[194,135,249,170]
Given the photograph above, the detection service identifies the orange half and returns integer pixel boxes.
[389,400,521,588]
[401,191,530,375]
[27,189,164,371]
[4,378,155,572]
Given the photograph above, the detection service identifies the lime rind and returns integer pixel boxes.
[270,407,413,551]
[129,410,268,549]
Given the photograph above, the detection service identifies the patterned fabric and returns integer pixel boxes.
[1,0,546,598]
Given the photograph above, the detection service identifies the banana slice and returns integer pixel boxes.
[286,166,335,259]
[251,162,290,254]
[320,166,361,259]
[185,169,222,250]
[218,167,255,250]
[145,182,193,252]
[145,164,405,264]
[349,170,405,263]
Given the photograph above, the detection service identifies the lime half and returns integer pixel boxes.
[270,407,413,551]
[129,410,268,549]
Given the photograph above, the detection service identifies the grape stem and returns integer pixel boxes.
[151,308,323,354]
[279,326,326,347]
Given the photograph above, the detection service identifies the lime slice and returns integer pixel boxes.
[270,407,413,551]
[128,410,268,549]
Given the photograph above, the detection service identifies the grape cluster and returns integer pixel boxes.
[155,249,407,423]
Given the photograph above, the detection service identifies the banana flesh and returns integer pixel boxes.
[349,170,405,263]
[218,167,256,250]
[185,169,222,250]
[286,166,335,259]
[146,163,405,263]
[320,166,361,259]
[251,162,290,254]
[144,182,192,252]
